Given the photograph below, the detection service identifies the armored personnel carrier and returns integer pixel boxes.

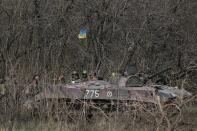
[27,73,191,111]
[23,46,192,111]
[21,68,192,122]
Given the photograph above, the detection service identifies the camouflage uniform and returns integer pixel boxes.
[58,74,66,84]
[109,72,120,84]
[71,71,80,83]
[82,70,88,81]
[88,72,97,81]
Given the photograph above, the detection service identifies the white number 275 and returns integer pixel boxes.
[85,90,99,98]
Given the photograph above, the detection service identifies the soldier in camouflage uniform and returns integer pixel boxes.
[71,71,80,83]
[109,72,120,84]
[82,70,88,81]
[88,72,97,81]
[58,74,66,84]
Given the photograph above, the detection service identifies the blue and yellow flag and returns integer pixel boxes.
[78,29,88,39]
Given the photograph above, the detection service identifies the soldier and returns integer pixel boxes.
[58,74,66,84]
[88,72,97,81]
[82,70,88,81]
[109,72,119,83]
[71,71,80,83]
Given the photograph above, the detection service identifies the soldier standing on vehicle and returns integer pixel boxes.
[82,70,88,81]
[109,72,120,83]
[88,72,97,81]
[71,71,80,83]
[58,73,66,84]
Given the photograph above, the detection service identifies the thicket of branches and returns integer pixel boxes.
[0,0,196,86]
[0,1,197,130]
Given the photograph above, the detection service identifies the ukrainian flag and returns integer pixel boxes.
[78,29,87,39]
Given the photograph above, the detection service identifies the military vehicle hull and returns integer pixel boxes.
[21,79,192,121]
[34,80,191,106]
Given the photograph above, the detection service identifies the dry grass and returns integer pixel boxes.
[0,96,197,131]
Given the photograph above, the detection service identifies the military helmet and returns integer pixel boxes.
[82,70,88,79]
[72,71,77,74]
[82,70,87,74]
[112,72,116,77]
[71,71,79,80]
